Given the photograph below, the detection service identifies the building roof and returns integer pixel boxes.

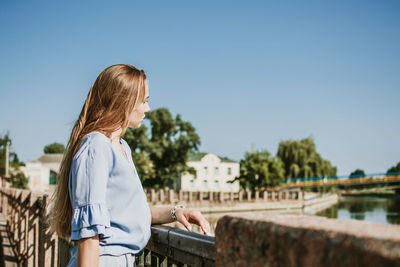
[188,152,237,163]
[188,152,208,161]
[36,153,64,163]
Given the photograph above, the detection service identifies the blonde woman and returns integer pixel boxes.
[50,64,211,267]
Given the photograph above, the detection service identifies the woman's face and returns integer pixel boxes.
[128,84,150,128]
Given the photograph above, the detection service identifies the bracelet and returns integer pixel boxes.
[171,205,186,221]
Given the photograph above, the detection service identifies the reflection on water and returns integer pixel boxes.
[317,196,400,225]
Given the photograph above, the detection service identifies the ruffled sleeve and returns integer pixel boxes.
[69,133,112,241]
[71,203,112,241]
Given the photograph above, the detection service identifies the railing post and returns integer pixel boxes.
[38,195,47,267]
[239,190,243,201]
[199,191,203,202]
[272,191,277,201]
[219,192,224,202]
[16,191,22,256]
[2,190,7,216]
[159,189,165,203]
[0,188,3,214]
[179,190,183,202]
[209,191,213,202]
[188,191,192,202]
[263,191,268,201]
[247,190,251,201]
[27,194,36,266]
[255,191,259,202]
[150,188,156,203]
[230,191,234,201]
[168,189,175,204]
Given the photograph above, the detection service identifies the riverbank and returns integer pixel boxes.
[341,193,400,198]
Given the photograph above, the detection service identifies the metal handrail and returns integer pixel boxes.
[138,225,215,267]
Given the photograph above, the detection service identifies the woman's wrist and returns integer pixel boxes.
[171,205,186,221]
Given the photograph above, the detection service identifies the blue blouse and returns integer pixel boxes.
[68,132,152,256]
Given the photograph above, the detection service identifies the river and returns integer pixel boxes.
[316,195,400,225]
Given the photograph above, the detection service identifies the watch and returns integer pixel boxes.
[171,205,186,221]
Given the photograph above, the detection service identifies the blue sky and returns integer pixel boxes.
[1,1,399,175]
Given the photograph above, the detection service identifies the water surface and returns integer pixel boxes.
[317,195,400,225]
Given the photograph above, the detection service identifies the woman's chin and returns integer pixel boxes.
[128,122,142,129]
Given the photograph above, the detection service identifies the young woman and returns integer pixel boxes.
[50,64,211,267]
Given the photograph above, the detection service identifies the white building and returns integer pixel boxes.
[180,153,240,192]
[22,154,63,192]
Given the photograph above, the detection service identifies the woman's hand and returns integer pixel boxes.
[174,208,211,235]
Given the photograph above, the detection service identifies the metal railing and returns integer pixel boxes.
[137,226,215,267]
[0,187,215,266]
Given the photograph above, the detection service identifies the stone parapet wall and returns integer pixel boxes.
[215,214,400,267]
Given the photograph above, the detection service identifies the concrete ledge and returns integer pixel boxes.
[155,194,338,214]
[215,214,400,267]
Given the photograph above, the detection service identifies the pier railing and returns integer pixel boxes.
[0,187,215,266]
[139,226,215,267]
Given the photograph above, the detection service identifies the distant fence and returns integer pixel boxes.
[144,188,303,204]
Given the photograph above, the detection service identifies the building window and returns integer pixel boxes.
[49,170,57,185]
[227,167,232,175]
[214,167,219,175]
[214,180,219,190]
[204,167,208,176]
[203,180,208,190]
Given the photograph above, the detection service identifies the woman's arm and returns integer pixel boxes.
[77,236,99,267]
[150,206,175,224]
[150,206,211,235]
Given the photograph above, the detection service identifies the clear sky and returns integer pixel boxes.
[1,0,399,175]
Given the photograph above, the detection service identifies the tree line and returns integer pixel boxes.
[232,137,338,191]
[3,107,400,191]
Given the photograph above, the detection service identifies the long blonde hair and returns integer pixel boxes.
[50,64,147,238]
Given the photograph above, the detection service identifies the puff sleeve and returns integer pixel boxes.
[69,137,112,243]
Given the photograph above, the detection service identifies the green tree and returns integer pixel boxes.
[123,126,155,182]
[232,151,285,191]
[387,162,400,174]
[277,137,337,179]
[0,133,29,189]
[43,142,65,154]
[9,171,29,189]
[123,108,200,188]
[349,169,365,178]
